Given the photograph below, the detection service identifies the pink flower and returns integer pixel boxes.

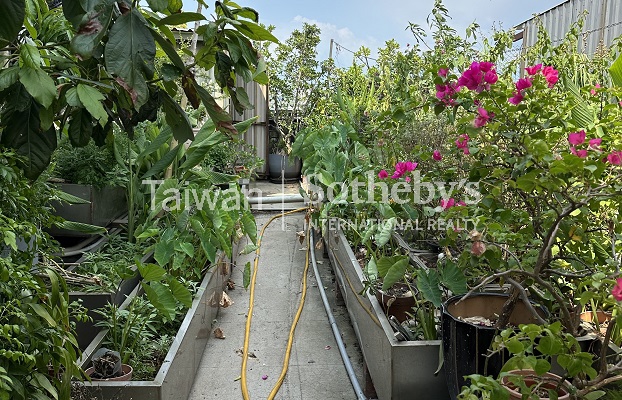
[440,198,456,210]
[433,150,442,161]
[438,68,448,77]
[457,201,466,206]
[515,78,532,91]
[508,91,524,105]
[542,66,559,88]
[525,64,542,75]
[457,61,498,93]
[607,151,622,165]
[473,107,493,128]
[455,134,469,150]
[378,170,389,179]
[590,83,601,96]
[391,161,417,179]
[405,176,411,183]
[568,130,586,146]
[613,278,622,301]
[589,138,602,151]
[435,82,459,106]
[570,147,588,158]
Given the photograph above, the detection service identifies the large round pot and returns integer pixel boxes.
[374,282,416,323]
[442,293,548,400]
[501,369,570,399]
[85,364,133,381]
[268,154,301,183]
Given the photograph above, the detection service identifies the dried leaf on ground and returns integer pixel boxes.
[296,230,306,244]
[220,292,234,308]
[214,327,226,339]
[227,279,236,290]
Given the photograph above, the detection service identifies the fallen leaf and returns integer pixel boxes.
[220,292,234,308]
[227,279,236,290]
[214,327,225,339]
[296,230,306,244]
[315,237,324,250]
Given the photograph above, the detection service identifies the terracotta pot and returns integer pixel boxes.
[580,311,612,335]
[374,283,416,323]
[501,369,570,400]
[85,364,133,381]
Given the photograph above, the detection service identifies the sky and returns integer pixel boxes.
[183,0,567,65]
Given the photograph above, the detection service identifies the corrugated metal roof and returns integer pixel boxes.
[516,0,622,55]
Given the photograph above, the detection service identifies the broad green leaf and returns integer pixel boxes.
[63,0,86,27]
[177,242,195,257]
[417,270,442,307]
[365,257,378,281]
[146,0,168,12]
[181,129,228,170]
[161,91,193,142]
[239,244,258,255]
[563,76,595,129]
[236,20,279,42]
[65,87,82,107]
[137,124,173,161]
[55,190,90,204]
[77,84,108,126]
[19,68,56,108]
[536,335,562,355]
[19,43,41,68]
[105,9,155,108]
[167,0,182,13]
[141,145,181,179]
[154,239,175,266]
[534,359,551,375]
[377,256,409,290]
[168,277,192,308]
[234,116,258,135]
[505,338,523,354]
[71,1,114,57]
[149,27,185,71]
[30,303,56,327]
[157,12,206,26]
[375,217,396,247]
[137,263,166,282]
[68,108,93,147]
[0,0,25,46]
[54,221,106,234]
[240,212,257,243]
[440,262,467,295]
[0,66,19,92]
[32,372,58,400]
[142,281,176,321]
[194,83,237,135]
[610,52,622,88]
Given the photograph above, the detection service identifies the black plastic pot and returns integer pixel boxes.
[441,293,548,400]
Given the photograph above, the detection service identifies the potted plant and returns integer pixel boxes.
[84,348,133,381]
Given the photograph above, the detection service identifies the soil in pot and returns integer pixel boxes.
[501,369,570,400]
[375,282,416,323]
[442,293,549,400]
[85,364,133,381]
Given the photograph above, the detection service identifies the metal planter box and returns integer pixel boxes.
[74,253,230,400]
[325,223,449,400]
[49,184,127,237]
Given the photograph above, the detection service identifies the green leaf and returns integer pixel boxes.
[146,0,168,12]
[55,190,90,204]
[68,108,93,147]
[377,256,409,290]
[610,52,622,88]
[141,145,181,179]
[177,242,195,257]
[32,372,58,400]
[149,27,185,72]
[161,91,193,142]
[70,1,114,58]
[536,335,563,356]
[181,129,228,170]
[65,87,82,107]
[0,66,19,92]
[19,43,41,68]
[142,281,176,321]
[105,9,155,108]
[239,244,258,255]
[168,277,192,308]
[243,261,251,289]
[440,262,467,295]
[137,263,166,282]
[563,76,595,128]
[167,0,182,13]
[417,270,442,307]
[157,12,206,26]
[584,391,606,400]
[54,221,106,234]
[154,239,175,267]
[194,83,237,135]
[0,0,25,46]
[505,338,523,354]
[19,68,56,108]
[236,20,279,42]
[234,116,258,135]
[240,211,257,243]
[365,257,378,281]
[534,359,551,375]
[375,217,396,246]
[76,84,108,126]
[30,303,56,327]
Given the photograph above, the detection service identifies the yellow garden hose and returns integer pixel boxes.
[241,208,309,400]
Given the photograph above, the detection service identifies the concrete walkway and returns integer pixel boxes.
[188,208,365,399]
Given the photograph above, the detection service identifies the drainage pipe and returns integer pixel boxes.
[309,229,368,400]
[245,194,305,204]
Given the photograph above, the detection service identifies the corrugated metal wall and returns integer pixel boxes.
[517,0,622,55]
[230,80,269,178]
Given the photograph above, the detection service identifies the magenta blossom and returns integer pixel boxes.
[590,83,601,96]
[433,150,442,161]
[568,130,586,146]
[436,82,459,106]
[440,198,456,210]
[607,151,622,165]
[589,138,602,151]
[516,78,532,91]
[455,134,470,155]
[525,64,542,75]
[542,66,559,88]
[457,61,498,93]
[613,278,622,301]
[391,161,417,179]
[570,147,588,158]
[473,107,493,128]
[438,68,448,77]
[378,170,389,179]
[508,91,524,105]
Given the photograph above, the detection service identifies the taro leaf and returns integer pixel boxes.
[19,68,56,109]
[142,281,176,321]
[241,211,257,243]
[105,9,155,109]
[154,239,175,267]
[168,277,192,308]
[375,217,396,247]
[239,244,258,255]
[376,256,409,290]
[365,257,378,281]
[417,270,442,307]
[137,262,166,282]
[161,91,193,142]
[440,261,467,295]
[1,103,57,179]
[156,12,206,27]
[199,231,217,263]
[68,108,93,147]
[0,0,25,47]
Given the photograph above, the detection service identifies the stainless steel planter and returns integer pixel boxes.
[74,253,230,400]
[325,223,449,400]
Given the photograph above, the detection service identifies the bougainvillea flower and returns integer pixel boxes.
[455,134,469,150]
[568,130,586,146]
[607,151,622,165]
[542,66,559,88]
[613,278,622,301]
[405,176,411,183]
[525,64,542,75]
[457,61,498,93]
[438,68,448,77]
[433,150,442,161]
[508,91,524,105]
[378,170,389,179]
[473,107,493,128]
[484,70,498,84]
[391,161,417,179]
[570,147,588,158]
[590,83,601,96]
[589,138,602,151]
[440,198,456,210]
[436,83,459,106]
[516,78,533,91]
